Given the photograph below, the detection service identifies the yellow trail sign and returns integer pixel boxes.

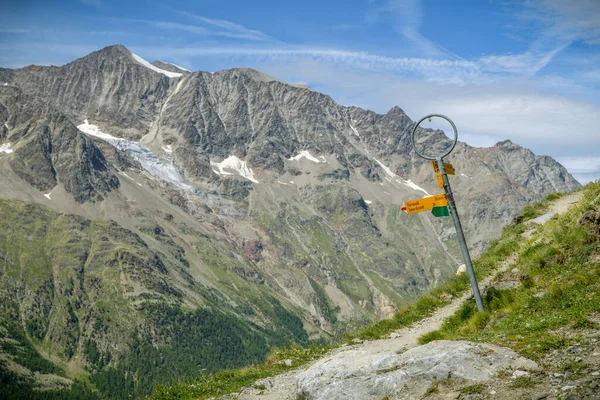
[402,194,448,214]
[431,160,455,175]
[436,173,444,189]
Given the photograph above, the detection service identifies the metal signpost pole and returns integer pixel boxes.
[436,158,484,312]
[410,114,484,312]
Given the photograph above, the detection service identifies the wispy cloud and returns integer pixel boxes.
[113,17,275,42]
[366,0,461,59]
[174,10,274,42]
[477,43,571,76]
[520,0,600,45]
[133,20,211,35]
[133,45,479,83]
[134,44,581,84]
[501,0,600,72]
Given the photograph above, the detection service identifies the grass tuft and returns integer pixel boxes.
[460,383,486,394]
[511,376,535,388]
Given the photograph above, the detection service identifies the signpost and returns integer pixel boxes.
[407,114,484,312]
[402,194,447,214]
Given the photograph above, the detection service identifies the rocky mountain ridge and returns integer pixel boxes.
[0,44,580,398]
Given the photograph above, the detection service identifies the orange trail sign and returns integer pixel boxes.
[432,160,455,175]
[401,194,448,214]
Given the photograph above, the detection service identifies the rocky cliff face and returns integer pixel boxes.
[0,44,580,397]
[0,86,119,202]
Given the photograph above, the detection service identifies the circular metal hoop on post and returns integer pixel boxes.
[411,114,458,160]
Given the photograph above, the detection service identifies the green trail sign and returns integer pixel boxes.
[431,206,449,217]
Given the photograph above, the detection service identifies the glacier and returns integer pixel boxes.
[77,120,193,190]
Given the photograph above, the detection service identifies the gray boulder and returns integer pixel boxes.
[296,340,539,400]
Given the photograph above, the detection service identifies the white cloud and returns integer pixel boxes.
[557,157,600,184]
[428,93,599,147]
[558,157,600,174]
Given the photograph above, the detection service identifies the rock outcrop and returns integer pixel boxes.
[296,340,539,400]
[0,86,119,202]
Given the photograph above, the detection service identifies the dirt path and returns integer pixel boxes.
[237,191,584,400]
[525,191,582,225]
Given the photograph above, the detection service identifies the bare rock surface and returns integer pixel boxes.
[296,340,538,400]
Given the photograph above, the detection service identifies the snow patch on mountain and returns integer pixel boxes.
[78,119,120,141]
[77,120,193,190]
[289,150,326,163]
[364,200,372,205]
[350,124,360,137]
[0,142,13,154]
[162,145,173,154]
[131,53,183,78]
[403,179,430,195]
[374,158,430,196]
[169,63,191,72]
[211,155,258,183]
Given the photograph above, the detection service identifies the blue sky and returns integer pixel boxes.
[1,0,599,182]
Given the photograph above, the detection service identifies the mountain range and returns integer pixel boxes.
[0,44,579,398]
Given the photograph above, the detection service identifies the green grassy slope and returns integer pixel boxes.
[418,182,600,359]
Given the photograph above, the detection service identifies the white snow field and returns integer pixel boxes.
[289,150,326,163]
[0,142,13,154]
[210,155,258,183]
